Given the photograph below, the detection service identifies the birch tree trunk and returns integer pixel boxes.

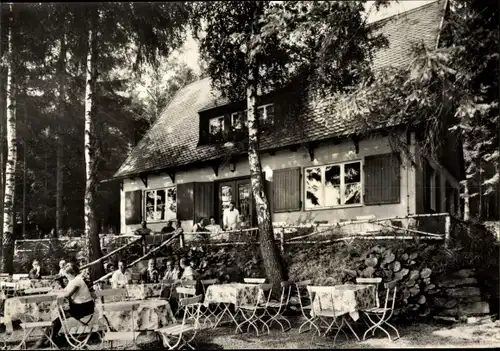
[2,7,16,273]
[246,8,287,289]
[84,10,105,280]
[56,29,67,237]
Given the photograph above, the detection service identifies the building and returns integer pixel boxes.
[113,0,462,235]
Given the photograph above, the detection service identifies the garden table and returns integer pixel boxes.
[308,284,378,340]
[203,283,264,328]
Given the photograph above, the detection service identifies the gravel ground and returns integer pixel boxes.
[2,318,500,349]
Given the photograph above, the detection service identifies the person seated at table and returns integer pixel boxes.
[206,217,222,234]
[179,257,198,281]
[28,260,44,280]
[161,221,175,234]
[110,259,131,289]
[34,262,95,349]
[57,260,67,276]
[140,258,160,284]
[162,259,181,281]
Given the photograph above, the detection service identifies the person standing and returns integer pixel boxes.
[223,201,240,231]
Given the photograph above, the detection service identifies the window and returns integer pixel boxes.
[144,187,177,222]
[305,161,362,210]
[230,110,247,131]
[209,116,224,136]
[257,104,274,123]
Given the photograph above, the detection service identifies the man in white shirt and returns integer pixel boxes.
[110,260,131,289]
[223,201,240,231]
[58,260,66,276]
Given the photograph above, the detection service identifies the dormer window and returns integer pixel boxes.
[209,116,225,136]
[231,110,248,131]
[257,104,274,123]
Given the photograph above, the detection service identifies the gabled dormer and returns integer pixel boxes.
[198,95,277,146]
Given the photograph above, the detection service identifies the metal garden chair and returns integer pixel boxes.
[234,283,273,337]
[361,279,400,341]
[155,295,203,350]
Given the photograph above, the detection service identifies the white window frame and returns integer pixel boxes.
[230,110,247,131]
[208,116,225,136]
[144,187,177,223]
[257,103,274,123]
[304,160,363,210]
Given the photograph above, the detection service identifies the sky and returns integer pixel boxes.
[175,0,438,74]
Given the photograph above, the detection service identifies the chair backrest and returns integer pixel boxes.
[258,283,273,306]
[181,279,197,288]
[279,280,293,306]
[200,278,218,294]
[179,295,203,328]
[356,277,382,306]
[42,275,57,280]
[176,286,196,298]
[12,274,29,281]
[24,287,53,295]
[95,288,128,303]
[383,280,398,311]
[19,293,58,304]
[101,301,138,313]
[244,278,266,284]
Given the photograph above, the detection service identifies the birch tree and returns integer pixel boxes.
[2,5,16,273]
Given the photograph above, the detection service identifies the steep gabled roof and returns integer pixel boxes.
[115,0,445,178]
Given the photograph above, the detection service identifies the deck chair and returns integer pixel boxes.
[361,280,399,341]
[156,295,203,350]
[199,278,220,327]
[17,294,59,350]
[95,288,128,303]
[57,298,104,350]
[243,278,266,284]
[260,280,293,333]
[175,287,197,320]
[101,301,139,349]
[234,284,273,337]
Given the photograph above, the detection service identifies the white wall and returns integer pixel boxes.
[121,134,417,234]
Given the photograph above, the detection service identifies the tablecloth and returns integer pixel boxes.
[203,283,263,307]
[309,284,378,321]
[126,284,163,300]
[97,299,176,331]
[3,294,175,333]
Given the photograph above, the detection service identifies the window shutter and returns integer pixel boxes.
[272,167,301,212]
[423,159,431,211]
[364,153,401,205]
[125,190,142,225]
[176,183,194,221]
[194,182,215,221]
[435,172,442,212]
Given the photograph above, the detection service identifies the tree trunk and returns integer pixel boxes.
[246,65,287,291]
[2,7,16,273]
[56,30,67,237]
[84,10,105,281]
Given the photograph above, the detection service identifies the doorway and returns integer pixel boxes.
[216,178,256,228]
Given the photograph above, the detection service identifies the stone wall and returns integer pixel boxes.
[431,269,492,323]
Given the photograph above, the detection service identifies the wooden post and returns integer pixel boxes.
[179,232,184,248]
[280,228,285,253]
[142,236,147,255]
[444,214,451,248]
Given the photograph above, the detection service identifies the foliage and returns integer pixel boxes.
[328,0,499,211]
